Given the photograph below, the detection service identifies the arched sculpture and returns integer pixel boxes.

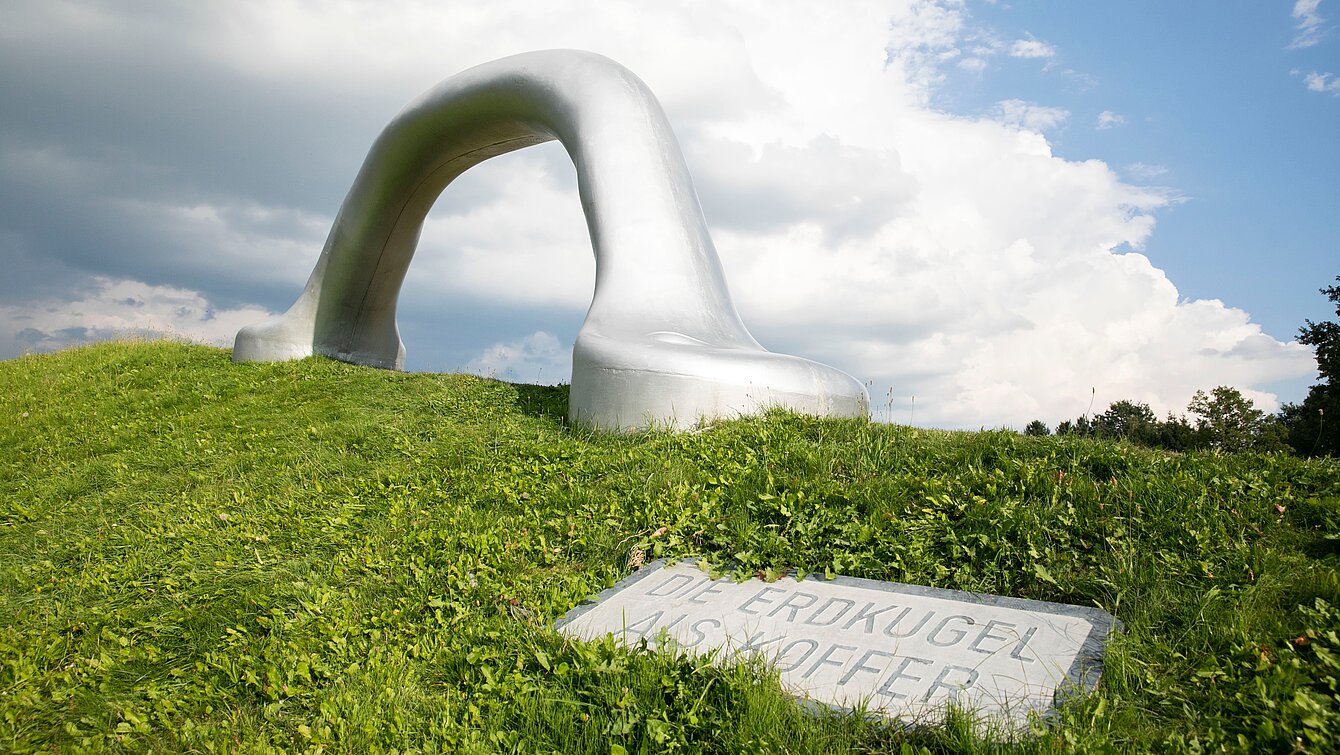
[233,50,868,430]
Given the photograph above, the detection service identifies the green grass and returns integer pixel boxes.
[2,340,1339,753]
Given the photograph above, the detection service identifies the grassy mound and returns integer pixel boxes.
[3,340,1339,753]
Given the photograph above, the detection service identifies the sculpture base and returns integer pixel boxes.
[569,331,868,431]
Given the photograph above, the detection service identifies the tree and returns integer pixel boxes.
[1188,386,1269,453]
[1069,415,1094,437]
[1092,400,1158,444]
[1281,398,1336,457]
[1055,414,1097,439]
[1282,276,1340,456]
[1023,419,1049,436]
[1302,277,1340,385]
[1154,412,1200,452]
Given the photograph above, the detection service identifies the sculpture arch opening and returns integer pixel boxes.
[400,143,593,383]
[232,49,867,430]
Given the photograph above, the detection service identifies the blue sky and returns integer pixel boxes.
[0,1,1334,428]
[938,0,1338,349]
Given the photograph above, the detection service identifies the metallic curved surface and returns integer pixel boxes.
[233,50,868,430]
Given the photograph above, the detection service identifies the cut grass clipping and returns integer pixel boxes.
[3,341,1339,753]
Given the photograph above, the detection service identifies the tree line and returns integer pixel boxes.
[1022,276,1340,457]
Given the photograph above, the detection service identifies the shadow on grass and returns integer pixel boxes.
[510,382,570,423]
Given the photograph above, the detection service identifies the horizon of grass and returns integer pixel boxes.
[3,340,1340,753]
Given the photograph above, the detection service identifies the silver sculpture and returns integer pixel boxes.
[233,50,868,430]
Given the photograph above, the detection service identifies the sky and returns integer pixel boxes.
[0,0,1335,429]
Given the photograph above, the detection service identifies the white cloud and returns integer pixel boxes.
[882,0,970,91]
[685,135,918,238]
[994,99,1070,132]
[464,331,570,385]
[0,0,1316,429]
[1304,70,1340,94]
[413,147,595,311]
[1096,110,1127,130]
[1290,0,1328,49]
[0,276,276,358]
[1124,162,1170,180]
[1008,38,1056,59]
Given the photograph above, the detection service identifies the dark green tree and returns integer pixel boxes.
[1303,277,1340,384]
[1282,276,1340,456]
[1154,412,1200,452]
[1074,415,1093,437]
[1023,419,1049,436]
[1188,386,1271,453]
[1092,400,1158,444]
[1256,416,1293,454]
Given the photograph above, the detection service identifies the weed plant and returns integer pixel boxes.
[2,341,1339,753]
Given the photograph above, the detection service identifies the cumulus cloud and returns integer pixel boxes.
[413,147,595,311]
[1290,0,1328,49]
[686,135,918,239]
[994,99,1070,132]
[1096,110,1127,130]
[0,0,1316,429]
[1304,70,1340,94]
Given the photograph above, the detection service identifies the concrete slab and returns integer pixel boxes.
[556,560,1119,730]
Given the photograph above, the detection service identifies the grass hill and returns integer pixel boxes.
[3,340,1339,753]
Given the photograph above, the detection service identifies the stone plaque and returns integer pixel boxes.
[556,560,1119,730]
